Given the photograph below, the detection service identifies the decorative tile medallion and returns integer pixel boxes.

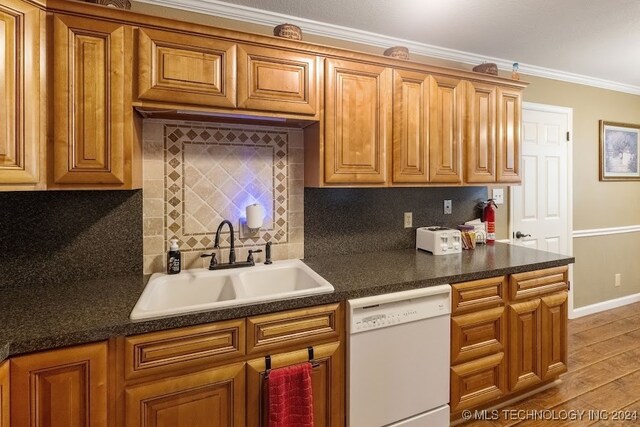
[164,124,289,251]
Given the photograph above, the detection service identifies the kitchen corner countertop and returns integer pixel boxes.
[0,243,573,362]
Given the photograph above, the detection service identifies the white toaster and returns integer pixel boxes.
[416,227,462,255]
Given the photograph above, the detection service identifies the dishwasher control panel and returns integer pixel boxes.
[348,285,451,334]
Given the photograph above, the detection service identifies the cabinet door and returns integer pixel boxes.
[429,75,464,183]
[238,44,318,115]
[52,14,137,187]
[0,361,8,427]
[496,87,522,183]
[392,70,429,183]
[11,342,108,427]
[246,341,344,427]
[508,299,542,392]
[450,352,506,412]
[125,362,245,427]
[137,28,236,108]
[451,306,506,364]
[324,58,391,185]
[465,82,497,183]
[541,291,568,380]
[0,0,43,187]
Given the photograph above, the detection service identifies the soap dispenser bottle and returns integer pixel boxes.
[167,239,181,274]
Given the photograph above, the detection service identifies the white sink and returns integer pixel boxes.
[130,259,334,320]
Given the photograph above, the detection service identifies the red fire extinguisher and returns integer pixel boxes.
[483,199,498,244]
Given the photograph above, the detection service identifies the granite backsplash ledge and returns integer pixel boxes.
[0,190,143,288]
[304,187,488,257]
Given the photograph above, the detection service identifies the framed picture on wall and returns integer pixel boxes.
[599,120,640,181]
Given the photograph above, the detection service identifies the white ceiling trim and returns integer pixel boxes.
[136,0,640,95]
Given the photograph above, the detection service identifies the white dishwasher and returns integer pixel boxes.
[347,285,451,427]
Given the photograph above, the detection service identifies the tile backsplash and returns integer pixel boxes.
[143,120,304,274]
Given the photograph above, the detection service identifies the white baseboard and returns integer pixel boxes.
[571,292,640,318]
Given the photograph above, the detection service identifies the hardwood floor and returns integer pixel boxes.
[461,302,640,427]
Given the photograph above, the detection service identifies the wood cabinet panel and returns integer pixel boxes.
[451,306,506,365]
[0,0,43,187]
[247,303,341,356]
[124,319,245,381]
[0,361,8,427]
[429,75,463,183]
[392,69,429,183]
[508,298,542,392]
[125,362,245,427]
[466,82,497,183]
[246,341,344,427]
[52,14,138,187]
[324,58,391,184]
[237,44,318,115]
[452,276,506,314]
[137,28,236,108]
[541,291,568,380]
[450,352,506,412]
[509,266,568,301]
[11,342,108,427]
[497,87,522,183]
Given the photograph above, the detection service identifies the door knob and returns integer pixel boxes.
[515,231,531,239]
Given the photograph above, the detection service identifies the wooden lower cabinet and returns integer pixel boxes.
[451,266,569,416]
[541,291,568,380]
[450,352,506,412]
[0,361,8,427]
[246,341,344,427]
[10,342,108,427]
[508,298,542,392]
[125,362,245,427]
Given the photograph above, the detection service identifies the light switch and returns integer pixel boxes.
[492,188,504,205]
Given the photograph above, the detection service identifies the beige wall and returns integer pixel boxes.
[131,1,640,309]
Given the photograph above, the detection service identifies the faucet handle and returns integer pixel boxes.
[247,249,262,264]
[200,252,218,269]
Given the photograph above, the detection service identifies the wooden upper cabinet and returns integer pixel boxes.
[52,14,139,188]
[125,362,245,427]
[392,70,430,184]
[10,342,108,427]
[237,44,318,115]
[465,82,497,183]
[497,87,522,183]
[0,0,43,188]
[0,361,8,427]
[324,58,391,185]
[429,75,464,183]
[137,28,236,108]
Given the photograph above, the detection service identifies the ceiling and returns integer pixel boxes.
[140,0,640,93]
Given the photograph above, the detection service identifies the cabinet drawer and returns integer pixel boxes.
[247,303,342,355]
[509,266,568,301]
[452,276,506,314]
[451,306,505,364]
[124,319,245,381]
[450,352,506,412]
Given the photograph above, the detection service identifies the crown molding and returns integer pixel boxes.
[135,0,640,95]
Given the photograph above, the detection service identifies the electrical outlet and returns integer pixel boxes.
[444,200,452,215]
[615,273,621,287]
[492,188,504,205]
[404,212,413,228]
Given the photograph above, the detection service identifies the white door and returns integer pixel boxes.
[510,103,572,256]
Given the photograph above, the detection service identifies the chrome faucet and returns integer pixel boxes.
[200,219,261,270]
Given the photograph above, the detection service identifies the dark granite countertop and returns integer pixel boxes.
[0,243,573,362]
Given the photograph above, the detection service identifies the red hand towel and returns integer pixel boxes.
[266,362,314,427]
